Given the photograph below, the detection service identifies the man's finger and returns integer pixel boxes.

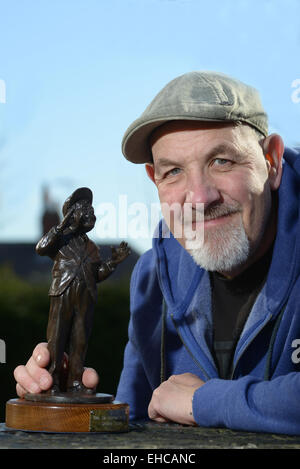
[32,342,50,368]
[14,365,42,395]
[151,416,170,423]
[148,399,170,423]
[16,355,53,392]
[27,356,53,389]
[16,382,30,399]
[82,367,99,390]
[14,343,53,395]
[148,402,159,420]
[168,373,204,386]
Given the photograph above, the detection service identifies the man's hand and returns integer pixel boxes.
[14,343,99,398]
[148,373,205,425]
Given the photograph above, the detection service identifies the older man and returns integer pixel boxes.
[14,72,300,434]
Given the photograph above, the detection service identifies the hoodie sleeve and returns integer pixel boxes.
[193,372,300,435]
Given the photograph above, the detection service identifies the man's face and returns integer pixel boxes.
[149,121,280,276]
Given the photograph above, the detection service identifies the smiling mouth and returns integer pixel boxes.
[204,211,238,226]
[189,211,239,231]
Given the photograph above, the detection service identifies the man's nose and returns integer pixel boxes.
[185,172,221,209]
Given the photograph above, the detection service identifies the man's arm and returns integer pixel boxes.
[192,372,300,435]
[147,372,300,435]
[148,373,204,425]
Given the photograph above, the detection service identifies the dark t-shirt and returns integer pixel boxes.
[210,246,273,379]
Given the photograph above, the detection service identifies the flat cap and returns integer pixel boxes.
[122,71,268,163]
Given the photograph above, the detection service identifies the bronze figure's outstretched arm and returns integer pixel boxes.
[98,242,131,282]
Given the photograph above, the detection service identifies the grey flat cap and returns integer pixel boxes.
[122,71,268,164]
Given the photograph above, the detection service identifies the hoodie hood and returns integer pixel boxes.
[153,147,300,320]
[265,147,300,312]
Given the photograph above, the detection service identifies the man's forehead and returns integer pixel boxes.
[150,120,242,147]
[150,120,264,168]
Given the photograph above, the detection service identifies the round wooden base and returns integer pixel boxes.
[5,398,129,433]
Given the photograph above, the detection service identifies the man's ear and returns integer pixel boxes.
[262,133,284,190]
[145,163,156,184]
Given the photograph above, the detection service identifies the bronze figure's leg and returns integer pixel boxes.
[66,279,95,392]
[46,292,73,392]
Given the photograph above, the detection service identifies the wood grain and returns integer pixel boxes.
[5,399,129,433]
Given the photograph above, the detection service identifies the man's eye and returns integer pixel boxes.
[166,167,181,177]
[212,158,232,167]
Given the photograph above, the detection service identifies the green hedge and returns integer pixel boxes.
[0,266,130,422]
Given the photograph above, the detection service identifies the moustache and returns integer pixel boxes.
[181,202,241,224]
[203,203,241,221]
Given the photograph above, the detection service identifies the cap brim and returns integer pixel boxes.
[122,119,170,164]
[122,116,238,164]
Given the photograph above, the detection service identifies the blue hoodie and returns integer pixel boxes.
[116,147,300,435]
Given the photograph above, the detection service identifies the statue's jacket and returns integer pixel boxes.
[116,147,300,435]
[36,231,101,301]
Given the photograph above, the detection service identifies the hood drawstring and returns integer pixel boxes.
[160,298,167,384]
[264,303,286,381]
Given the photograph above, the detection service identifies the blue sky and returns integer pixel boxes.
[0,0,299,254]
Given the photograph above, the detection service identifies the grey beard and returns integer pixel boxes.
[186,214,250,273]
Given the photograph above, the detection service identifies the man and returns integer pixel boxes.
[33,187,129,394]
[14,72,300,434]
